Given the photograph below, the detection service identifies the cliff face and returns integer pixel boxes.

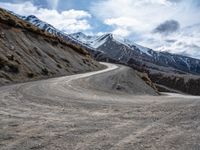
[0,8,103,86]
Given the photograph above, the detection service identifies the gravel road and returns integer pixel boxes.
[0,63,200,150]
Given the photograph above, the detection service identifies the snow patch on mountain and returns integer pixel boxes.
[70,33,112,48]
[70,32,153,56]
[113,35,152,56]
[16,12,200,75]
[22,15,62,36]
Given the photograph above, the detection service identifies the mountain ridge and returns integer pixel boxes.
[70,32,200,75]
[18,12,200,95]
[21,13,200,73]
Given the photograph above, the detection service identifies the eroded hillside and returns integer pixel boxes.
[0,8,103,85]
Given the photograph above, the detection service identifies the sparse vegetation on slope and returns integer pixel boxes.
[0,8,103,86]
[0,8,89,56]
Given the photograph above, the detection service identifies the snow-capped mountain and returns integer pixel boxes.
[20,14,200,75]
[22,15,60,36]
[21,15,73,39]
[21,15,103,52]
[70,32,200,75]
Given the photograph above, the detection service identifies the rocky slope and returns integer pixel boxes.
[72,63,159,95]
[0,8,103,86]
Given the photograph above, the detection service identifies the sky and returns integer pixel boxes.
[0,0,200,58]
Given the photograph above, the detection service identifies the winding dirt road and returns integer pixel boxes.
[0,63,200,150]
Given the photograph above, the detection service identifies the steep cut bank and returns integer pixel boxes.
[0,8,103,86]
[72,63,158,95]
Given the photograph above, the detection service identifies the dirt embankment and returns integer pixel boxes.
[73,64,159,95]
[0,8,104,86]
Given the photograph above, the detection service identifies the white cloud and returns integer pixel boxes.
[91,0,200,35]
[163,27,200,58]
[90,0,183,38]
[112,28,130,37]
[91,0,200,58]
[91,0,200,29]
[136,24,200,59]
[104,17,150,37]
[0,1,92,33]
[91,0,176,33]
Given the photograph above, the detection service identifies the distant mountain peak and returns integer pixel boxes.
[104,33,113,37]
[71,32,88,39]
[98,33,113,41]
[26,15,38,19]
[21,14,69,38]
[22,15,40,23]
[23,15,53,27]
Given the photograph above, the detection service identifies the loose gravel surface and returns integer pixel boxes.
[0,63,200,150]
